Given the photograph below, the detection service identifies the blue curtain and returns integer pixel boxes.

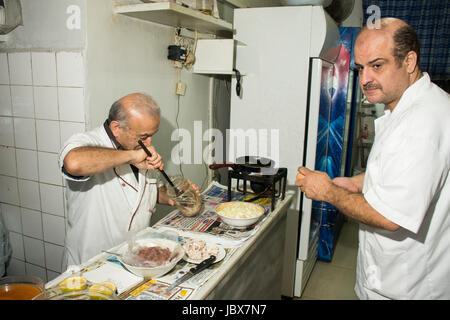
[362,0,450,81]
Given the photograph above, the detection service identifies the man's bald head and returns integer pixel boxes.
[357,17,421,68]
[109,93,160,127]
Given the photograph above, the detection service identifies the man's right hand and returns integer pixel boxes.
[129,145,164,171]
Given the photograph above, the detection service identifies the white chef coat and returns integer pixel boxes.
[355,73,450,300]
[59,124,158,269]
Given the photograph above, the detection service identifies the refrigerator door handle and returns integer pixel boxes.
[298,58,332,261]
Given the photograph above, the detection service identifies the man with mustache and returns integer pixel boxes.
[296,18,450,299]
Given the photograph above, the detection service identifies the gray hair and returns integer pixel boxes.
[108,93,160,127]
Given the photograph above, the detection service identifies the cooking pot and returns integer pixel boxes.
[209,156,276,193]
[208,156,274,173]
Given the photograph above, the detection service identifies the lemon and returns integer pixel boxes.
[88,282,117,300]
[59,276,87,292]
[89,282,117,295]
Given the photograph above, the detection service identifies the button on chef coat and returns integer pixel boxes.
[355,73,450,299]
[59,125,158,269]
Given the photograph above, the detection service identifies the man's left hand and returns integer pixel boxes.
[295,166,333,202]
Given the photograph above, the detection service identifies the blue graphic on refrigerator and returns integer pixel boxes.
[311,27,360,262]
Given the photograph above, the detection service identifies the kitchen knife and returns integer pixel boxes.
[137,139,182,196]
[166,255,216,291]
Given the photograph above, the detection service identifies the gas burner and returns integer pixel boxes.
[227,168,287,211]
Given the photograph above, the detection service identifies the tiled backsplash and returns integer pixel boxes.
[0,51,86,282]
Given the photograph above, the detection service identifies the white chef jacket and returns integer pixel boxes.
[59,123,158,269]
[355,73,450,300]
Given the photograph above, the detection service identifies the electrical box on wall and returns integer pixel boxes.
[193,39,240,74]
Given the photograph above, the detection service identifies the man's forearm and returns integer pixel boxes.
[326,184,399,231]
[350,172,365,192]
[63,146,135,176]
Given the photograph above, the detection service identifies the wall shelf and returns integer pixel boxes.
[114,2,233,37]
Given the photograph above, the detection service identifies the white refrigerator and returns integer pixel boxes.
[228,6,341,297]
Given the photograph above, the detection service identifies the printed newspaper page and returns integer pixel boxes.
[153,181,272,246]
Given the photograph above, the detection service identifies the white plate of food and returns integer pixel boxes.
[215,201,265,227]
[183,239,226,264]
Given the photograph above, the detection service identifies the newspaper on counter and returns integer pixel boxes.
[153,181,273,246]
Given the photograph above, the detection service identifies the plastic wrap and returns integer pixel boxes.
[122,229,183,268]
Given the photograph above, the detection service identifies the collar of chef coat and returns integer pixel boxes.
[103,119,139,181]
[374,73,430,135]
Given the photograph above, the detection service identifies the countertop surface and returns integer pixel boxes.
[45,192,294,300]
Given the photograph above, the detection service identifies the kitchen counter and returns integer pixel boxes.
[195,194,293,299]
[46,193,293,300]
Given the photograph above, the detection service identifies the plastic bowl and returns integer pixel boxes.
[118,238,184,279]
[215,201,265,228]
[0,275,44,300]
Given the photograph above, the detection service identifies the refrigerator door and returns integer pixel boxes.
[294,58,334,297]
[229,6,313,183]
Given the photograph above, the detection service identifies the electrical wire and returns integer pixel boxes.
[175,84,185,178]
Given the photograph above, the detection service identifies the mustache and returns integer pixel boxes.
[363,82,382,90]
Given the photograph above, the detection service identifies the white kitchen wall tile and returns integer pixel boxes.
[18,179,41,211]
[42,213,65,246]
[0,116,15,146]
[60,121,85,146]
[31,52,57,86]
[21,208,43,239]
[14,117,36,150]
[0,146,17,176]
[0,203,22,233]
[0,175,19,205]
[58,87,85,122]
[39,183,64,216]
[34,86,58,120]
[36,120,60,153]
[56,51,84,87]
[37,152,62,185]
[0,53,9,84]
[8,52,32,85]
[11,85,34,118]
[6,258,26,275]
[0,85,12,116]
[47,270,61,282]
[9,232,24,260]
[25,263,47,282]
[44,242,64,273]
[23,236,45,266]
[16,149,38,181]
